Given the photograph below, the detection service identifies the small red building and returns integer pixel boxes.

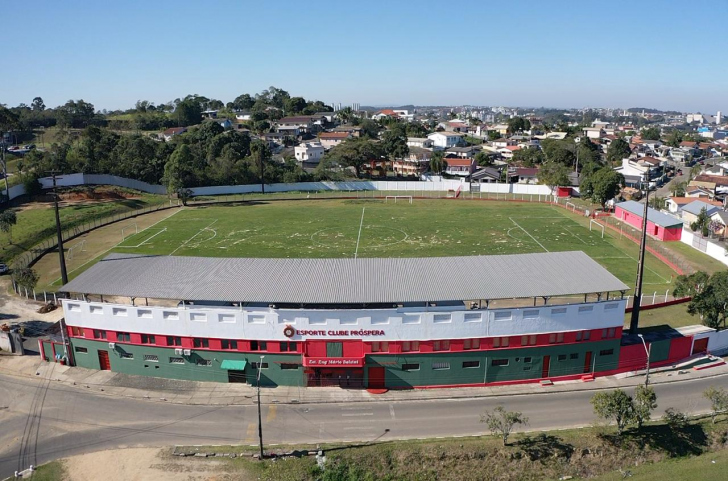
[614,200,682,241]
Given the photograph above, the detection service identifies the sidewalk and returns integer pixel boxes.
[1,353,726,406]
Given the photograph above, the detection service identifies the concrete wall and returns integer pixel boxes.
[62,299,626,343]
[707,329,728,355]
[680,228,728,267]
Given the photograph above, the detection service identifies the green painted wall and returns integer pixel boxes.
[365,340,622,388]
[69,338,303,386]
[648,339,671,363]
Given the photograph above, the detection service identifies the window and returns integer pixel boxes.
[551,307,567,315]
[463,313,481,323]
[310,318,327,325]
[463,360,480,368]
[138,309,153,319]
[144,354,158,362]
[570,353,579,360]
[166,336,182,346]
[493,337,509,348]
[250,341,268,351]
[141,334,156,345]
[605,303,618,310]
[340,317,358,325]
[494,311,512,321]
[112,308,127,317]
[521,335,537,346]
[71,326,84,336]
[280,341,297,352]
[523,357,532,363]
[281,363,300,370]
[463,338,480,350]
[121,353,133,359]
[433,314,451,324]
[549,333,564,344]
[523,366,532,371]
[523,309,539,319]
[190,312,207,322]
[248,315,266,324]
[432,362,450,370]
[169,357,185,364]
[373,316,393,325]
[578,306,594,314]
[221,339,238,350]
[93,330,107,340]
[557,354,567,361]
[218,313,236,323]
[491,359,509,367]
[251,362,269,369]
[601,328,617,339]
[89,305,103,315]
[583,331,591,341]
[599,349,614,356]
[74,346,88,353]
[116,332,130,342]
[402,363,420,371]
[433,340,450,351]
[403,314,421,325]
[163,311,179,320]
[196,359,212,366]
[402,341,420,352]
[193,338,209,348]
[371,341,389,353]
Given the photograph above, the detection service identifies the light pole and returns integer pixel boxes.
[48,171,69,285]
[637,334,651,386]
[256,355,265,460]
[629,171,650,334]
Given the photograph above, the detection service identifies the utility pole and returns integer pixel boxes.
[48,171,69,286]
[1,139,8,202]
[637,334,651,386]
[629,172,650,334]
[256,355,265,460]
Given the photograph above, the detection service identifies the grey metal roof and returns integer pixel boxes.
[616,201,683,228]
[60,252,629,304]
[682,200,721,216]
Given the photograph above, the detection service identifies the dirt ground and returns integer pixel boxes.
[0,278,64,326]
[61,447,231,481]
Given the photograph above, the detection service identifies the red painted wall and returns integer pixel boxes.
[668,336,693,361]
[615,207,681,242]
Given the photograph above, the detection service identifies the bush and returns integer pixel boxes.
[663,408,689,431]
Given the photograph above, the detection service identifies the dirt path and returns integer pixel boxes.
[0,278,63,326]
[62,447,232,481]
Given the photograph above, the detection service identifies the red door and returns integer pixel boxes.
[583,352,592,373]
[692,338,709,355]
[98,350,111,370]
[367,367,385,389]
[541,356,550,378]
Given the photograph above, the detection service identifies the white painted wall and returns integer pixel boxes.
[62,299,626,342]
[707,330,728,355]
[680,228,728,267]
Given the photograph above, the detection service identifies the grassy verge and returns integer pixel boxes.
[178,415,728,481]
[593,448,728,480]
[0,187,168,264]
[5,460,68,481]
[623,302,697,330]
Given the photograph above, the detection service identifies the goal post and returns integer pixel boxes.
[565,201,576,212]
[67,240,86,261]
[121,223,138,240]
[590,219,605,238]
[385,195,413,204]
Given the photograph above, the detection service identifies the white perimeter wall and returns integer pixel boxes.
[6,174,552,201]
[680,229,728,267]
[62,299,626,342]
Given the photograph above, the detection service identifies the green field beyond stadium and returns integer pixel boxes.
[102,199,673,294]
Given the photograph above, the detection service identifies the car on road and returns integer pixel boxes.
[0,264,9,275]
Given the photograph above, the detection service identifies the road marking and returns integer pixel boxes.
[266,405,277,422]
[341,406,372,411]
[343,426,374,430]
[341,412,374,417]
[243,422,256,444]
[510,217,548,252]
[389,404,396,420]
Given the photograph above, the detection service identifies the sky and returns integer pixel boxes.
[4,0,726,113]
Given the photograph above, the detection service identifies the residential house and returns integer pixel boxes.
[498,145,521,160]
[201,110,218,119]
[319,132,352,150]
[491,138,516,149]
[614,158,655,188]
[314,112,337,124]
[276,126,301,137]
[535,132,568,140]
[277,116,324,134]
[515,167,538,184]
[393,152,431,177]
[614,201,683,241]
[407,137,434,149]
[685,186,713,199]
[691,174,728,197]
[162,127,187,141]
[665,197,721,214]
[427,132,465,149]
[681,200,722,225]
[333,125,363,137]
[582,127,604,139]
[235,112,252,122]
[438,120,467,133]
[445,145,478,158]
[710,210,728,237]
[294,142,325,164]
[372,109,399,121]
[470,167,502,183]
[444,158,476,177]
[492,124,509,136]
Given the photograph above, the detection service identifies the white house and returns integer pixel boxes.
[162,127,187,142]
[427,132,465,149]
[319,132,352,150]
[294,142,325,163]
[582,127,604,139]
[407,137,433,149]
[235,112,252,122]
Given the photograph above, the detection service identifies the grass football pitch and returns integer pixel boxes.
[97,199,675,295]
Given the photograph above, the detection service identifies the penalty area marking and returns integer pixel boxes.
[509,217,549,252]
[116,227,168,248]
[169,219,219,256]
[354,207,365,259]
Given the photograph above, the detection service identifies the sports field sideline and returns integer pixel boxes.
[48,199,676,295]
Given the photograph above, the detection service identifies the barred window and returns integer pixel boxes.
[491,359,509,367]
[169,357,184,364]
[196,359,212,366]
[463,338,480,350]
[433,340,450,351]
[144,354,158,362]
[121,353,133,359]
[371,341,389,353]
[432,362,450,370]
[462,361,480,368]
[402,363,420,371]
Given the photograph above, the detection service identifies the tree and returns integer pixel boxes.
[538,162,570,197]
[591,389,635,435]
[13,267,39,291]
[703,386,728,424]
[666,130,683,147]
[163,144,194,199]
[587,168,624,209]
[686,271,728,329]
[641,127,661,141]
[662,408,689,431]
[0,210,17,243]
[606,138,632,164]
[325,139,383,178]
[480,406,529,446]
[31,96,45,111]
[233,93,254,110]
[633,386,657,429]
[430,150,447,175]
[672,271,709,298]
[174,98,203,127]
[511,148,545,167]
[284,97,307,115]
[475,151,494,167]
[669,181,686,197]
[507,117,531,134]
[541,139,576,166]
[381,126,409,160]
[690,206,711,237]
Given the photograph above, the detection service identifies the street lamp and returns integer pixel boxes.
[256,355,265,460]
[637,334,651,386]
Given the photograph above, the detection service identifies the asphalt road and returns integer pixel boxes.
[1,371,728,477]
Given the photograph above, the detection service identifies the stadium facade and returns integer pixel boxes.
[54,252,656,388]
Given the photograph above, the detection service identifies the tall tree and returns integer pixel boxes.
[163,144,195,201]
[690,206,711,237]
[0,210,17,243]
[429,150,447,175]
[686,271,728,328]
[633,386,657,429]
[512,148,545,167]
[538,162,570,196]
[672,271,709,298]
[31,97,45,111]
[640,126,661,141]
[381,125,409,160]
[174,98,203,127]
[591,389,635,435]
[583,168,624,209]
[606,138,632,164]
[325,139,383,178]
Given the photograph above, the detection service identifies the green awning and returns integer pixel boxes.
[221,359,247,370]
